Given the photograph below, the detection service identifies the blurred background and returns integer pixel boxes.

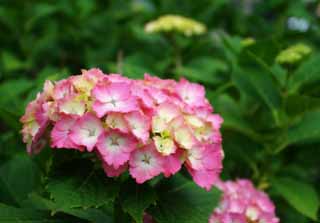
[0,0,320,222]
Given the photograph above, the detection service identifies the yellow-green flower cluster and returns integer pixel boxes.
[241,37,256,47]
[276,43,312,65]
[145,15,207,36]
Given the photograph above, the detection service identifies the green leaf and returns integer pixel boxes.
[211,94,262,141]
[287,110,320,145]
[46,173,119,210]
[0,203,57,223]
[121,180,157,223]
[25,193,113,223]
[0,153,40,205]
[288,54,320,94]
[272,177,319,220]
[1,51,27,72]
[0,78,33,105]
[149,175,221,223]
[232,66,282,125]
[176,57,228,85]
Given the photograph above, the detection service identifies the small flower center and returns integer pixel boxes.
[110,98,117,107]
[141,154,151,164]
[110,135,119,146]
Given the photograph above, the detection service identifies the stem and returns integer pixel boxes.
[117,49,123,74]
[167,33,183,73]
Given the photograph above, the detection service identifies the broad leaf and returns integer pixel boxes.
[288,54,320,94]
[0,203,58,223]
[272,177,319,220]
[232,66,282,125]
[149,175,221,223]
[121,180,157,223]
[0,153,40,205]
[287,110,320,145]
[176,57,228,85]
[212,94,262,141]
[46,173,119,210]
[25,193,113,223]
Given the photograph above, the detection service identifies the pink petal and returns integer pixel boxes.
[51,115,81,149]
[129,144,164,183]
[96,130,137,168]
[125,111,150,144]
[162,149,183,177]
[69,113,103,152]
[102,161,128,177]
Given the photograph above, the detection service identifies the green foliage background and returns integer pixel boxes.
[0,0,320,222]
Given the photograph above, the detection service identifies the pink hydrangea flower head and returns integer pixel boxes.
[129,143,164,183]
[96,130,138,168]
[20,69,224,189]
[210,179,279,223]
[92,82,138,117]
[69,112,103,151]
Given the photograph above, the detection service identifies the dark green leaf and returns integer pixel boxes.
[0,153,40,205]
[24,193,113,223]
[0,203,56,223]
[149,175,221,223]
[46,173,119,210]
[121,181,157,223]
[272,177,319,220]
[232,66,282,125]
[288,54,320,94]
[287,110,320,145]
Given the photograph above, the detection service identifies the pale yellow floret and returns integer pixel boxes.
[174,128,194,149]
[276,43,312,65]
[153,135,176,156]
[152,116,167,133]
[72,76,94,96]
[241,37,256,47]
[184,115,204,128]
[60,98,86,116]
[145,15,207,36]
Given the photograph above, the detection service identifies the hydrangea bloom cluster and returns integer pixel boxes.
[145,15,207,36]
[20,69,223,189]
[276,43,311,65]
[210,179,279,223]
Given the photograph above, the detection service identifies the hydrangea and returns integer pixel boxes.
[145,15,207,36]
[276,43,312,65]
[20,69,223,190]
[210,179,279,223]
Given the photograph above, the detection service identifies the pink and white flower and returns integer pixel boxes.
[51,115,80,150]
[175,78,208,108]
[210,179,279,223]
[69,113,103,151]
[21,69,224,189]
[96,130,137,168]
[129,144,164,183]
[125,111,150,144]
[92,82,138,117]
